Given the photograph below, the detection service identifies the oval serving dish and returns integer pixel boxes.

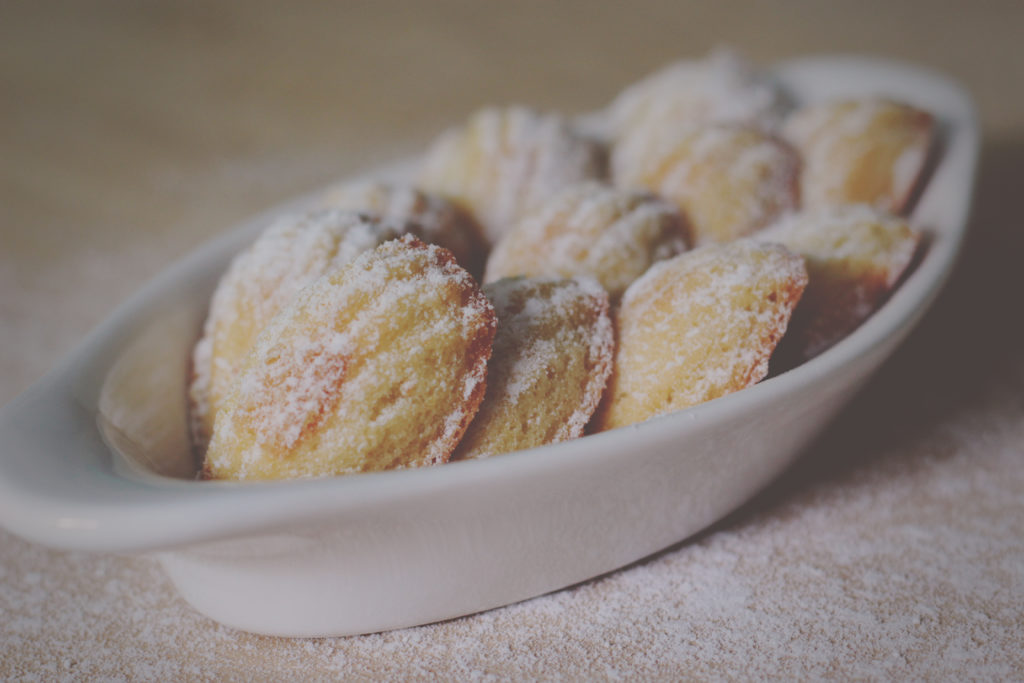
[0,56,979,636]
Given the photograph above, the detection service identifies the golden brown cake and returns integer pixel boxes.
[418,106,608,245]
[320,180,487,277]
[606,48,784,142]
[203,236,497,480]
[593,240,808,431]
[760,205,922,364]
[452,277,613,460]
[612,124,800,246]
[187,54,940,483]
[782,98,935,213]
[483,182,688,301]
[189,209,409,452]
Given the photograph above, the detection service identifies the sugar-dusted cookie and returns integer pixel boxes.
[189,209,409,452]
[782,98,935,213]
[452,277,613,460]
[203,236,497,480]
[606,48,784,142]
[320,180,487,277]
[483,182,687,301]
[418,106,608,245]
[593,240,807,430]
[761,205,922,364]
[613,124,800,246]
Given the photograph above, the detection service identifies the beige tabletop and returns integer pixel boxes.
[2,1,1023,679]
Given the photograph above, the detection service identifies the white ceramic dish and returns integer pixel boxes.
[0,56,978,637]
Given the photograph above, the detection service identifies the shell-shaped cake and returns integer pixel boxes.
[483,182,688,300]
[782,98,935,213]
[320,180,487,277]
[761,205,922,365]
[181,53,939,488]
[418,106,608,245]
[203,236,497,480]
[189,210,410,451]
[606,48,784,142]
[613,124,800,246]
[593,240,808,431]
[453,277,613,460]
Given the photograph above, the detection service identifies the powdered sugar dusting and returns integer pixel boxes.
[606,48,784,140]
[237,331,354,454]
[204,235,496,479]
[615,124,800,245]
[189,209,413,452]
[599,241,807,428]
[759,204,922,361]
[484,182,688,298]
[762,204,920,273]
[454,276,612,459]
[419,106,607,244]
[210,209,409,332]
[320,180,485,273]
[782,98,934,212]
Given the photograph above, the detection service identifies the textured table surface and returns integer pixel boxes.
[2,2,1023,679]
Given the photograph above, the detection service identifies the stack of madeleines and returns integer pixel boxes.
[192,49,931,481]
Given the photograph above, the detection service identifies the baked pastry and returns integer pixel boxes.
[483,182,688,301]
[593,240,808,431]
[606,48,784,142]
[189,209,409,451]
[418,106,608,245]
[185,52,940,482]
[760,205,922,364]
[203,236,497,480]
[452,277,613,460]
[782,98,935,213]
[320,180,487,277]
[613,124,800,246]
